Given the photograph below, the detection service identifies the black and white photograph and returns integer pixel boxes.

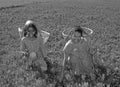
[0,0,120,87]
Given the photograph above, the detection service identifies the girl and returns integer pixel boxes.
[62,26,95,79]
[19,20,50,72]
[18,20,50,44]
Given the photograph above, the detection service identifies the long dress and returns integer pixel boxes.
[21,33,47,71]
[64,38,94,75]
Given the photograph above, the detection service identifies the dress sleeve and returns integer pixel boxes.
[62,41,73,67]
[64,41,73,58]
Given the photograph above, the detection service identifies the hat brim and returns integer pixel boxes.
[82,27,93,36]
[62,27,74,37]
[41,30,50,44]
[18,27,25,40]
[62,27,93,38]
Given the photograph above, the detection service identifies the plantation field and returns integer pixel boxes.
[0,0,120,87]
[0,0,54,8]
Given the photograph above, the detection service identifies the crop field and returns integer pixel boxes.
[0,0,120,87]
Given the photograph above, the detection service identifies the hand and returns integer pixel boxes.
[21,50,29,57]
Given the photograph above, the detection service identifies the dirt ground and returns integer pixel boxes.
[0,0,120,87]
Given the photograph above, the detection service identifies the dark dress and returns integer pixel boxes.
[64,38,94,75]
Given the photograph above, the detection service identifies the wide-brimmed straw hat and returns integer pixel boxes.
[18,20,34,32]
[62,26,93,38]
[25,20,50,43]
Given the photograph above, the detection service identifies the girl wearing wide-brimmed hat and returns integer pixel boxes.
[61,26,95,82]
[19,20,50,72]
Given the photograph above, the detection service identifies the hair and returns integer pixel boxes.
[74,26,87,37]
[23,23,38,38]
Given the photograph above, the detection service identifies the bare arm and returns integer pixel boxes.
[62,40,72,65]
[60,42,72,81]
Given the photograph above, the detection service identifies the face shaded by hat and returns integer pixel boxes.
[23,20,38,38]
[62,26,93,38]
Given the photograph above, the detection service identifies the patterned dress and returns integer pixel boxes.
[21,33,47,71]
[64,39,94,75]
